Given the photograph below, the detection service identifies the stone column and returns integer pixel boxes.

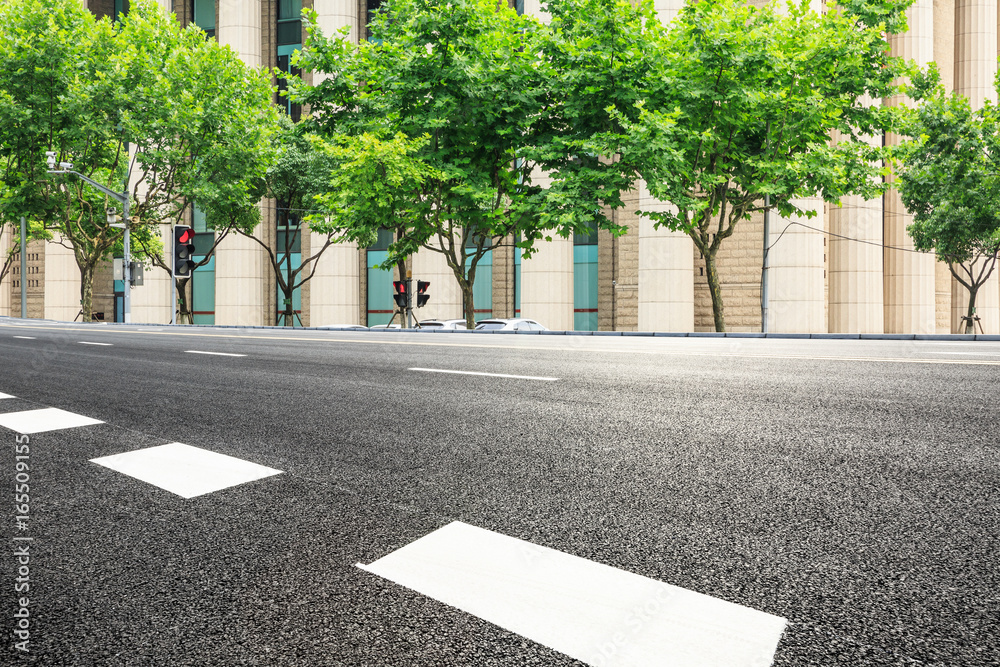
[765,198,826,333]
[411,241,464,323]
[310,235,361,325]
[934,0,956,333]
[520,236,574,330]
[952,0,999,333]
[314,0,358,46]
[637,182,694,332]
[884,0,937,334]
[213,0,267,325]
[828,118,883,333]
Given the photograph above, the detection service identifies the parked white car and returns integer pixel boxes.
[418,319,468,330]
[474,318,548,332]
[370,323,402,330]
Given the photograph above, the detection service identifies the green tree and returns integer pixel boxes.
[296,0,640,329]
[99,1,279,324]
[0,0,277,323]
[240,118,341,326]
[895,67,1000,334]
[613,0,912,331]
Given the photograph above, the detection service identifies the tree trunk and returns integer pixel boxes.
[176,277,193,325]
[280,286,295,327]
[704,250,725,332]
[80,264,95,323]
[461,280,476,330]
[964,285,979,334]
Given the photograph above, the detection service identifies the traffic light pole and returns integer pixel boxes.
[170,238,176,326]
[405,273,413,329]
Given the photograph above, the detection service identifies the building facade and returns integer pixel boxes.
[2,0,998,333]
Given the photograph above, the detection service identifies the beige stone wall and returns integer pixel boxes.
[412,242,465,322]
[0,225,10,317]
[492,239,515,320]
[693,211,764,333]
[521,235,574,330]
[636,182,693,332]
[43,239,81,322]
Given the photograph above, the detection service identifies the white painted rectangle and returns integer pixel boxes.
[408,368,558,381]
[359,521,786,667]
[90,442,282,499]
[185,350,247,357]
[0,407,104,434]
[0,392,14,400]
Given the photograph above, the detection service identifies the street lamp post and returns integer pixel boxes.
[46,151,132,323]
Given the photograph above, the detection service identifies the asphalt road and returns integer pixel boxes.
[0,319,998,666]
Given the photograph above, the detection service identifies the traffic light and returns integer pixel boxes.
[392,280,409,309]
[173,225,196,277]
[416,280,430,308]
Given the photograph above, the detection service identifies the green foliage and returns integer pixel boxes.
[611,0,913,331]
[296,0,643,327]
[0,0,278,322]
[894,65,1000,330]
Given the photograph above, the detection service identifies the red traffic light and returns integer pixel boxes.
[177,228,195,244]
[393,280,407,294]
[417,280,429,294]
[173,225,197,277]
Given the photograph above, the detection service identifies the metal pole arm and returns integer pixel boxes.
[48,170,127,205]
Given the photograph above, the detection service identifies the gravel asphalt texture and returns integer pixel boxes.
[0,320,997,666]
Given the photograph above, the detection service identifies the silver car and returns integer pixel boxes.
[418,319,469,330]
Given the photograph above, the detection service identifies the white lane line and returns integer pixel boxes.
[78,341,113,346]
[12,336,36,340]
[359,522,786,667]
[409,368,558,381]
[90,443,282,499]
[0,393,14,400]
[0,408,104,434]
[184,350,247,357]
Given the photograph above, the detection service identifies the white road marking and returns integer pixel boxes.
[78,341,113,346]
[184,350,246,357]
[12,336,35,340]
[409,368,558,381]
[0,392,14,400]
[359,521,786,667]
[90,442,282,499]
[0,408,104,434]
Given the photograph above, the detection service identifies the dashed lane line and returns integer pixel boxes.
[409,368,558,381]
[184,350,247,357]
[78,341,113,346]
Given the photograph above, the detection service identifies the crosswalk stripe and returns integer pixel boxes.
[359,521,786,667]
[90,442,282,499]
[0,408,104,434]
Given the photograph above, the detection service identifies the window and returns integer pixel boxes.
[573,219,598,331]
[277,0,302,45]
[367,0,384,42]
[366,228,396,326]
[276,202,302,325]
[277,47,302,122]
[114,0,129,20]
[190,204,216,324]
[192,0,215,38]
[465,236,492,322]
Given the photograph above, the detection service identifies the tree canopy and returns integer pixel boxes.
[612,0,913,331]
[894,66,1000,333]
[295,0,642,328]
